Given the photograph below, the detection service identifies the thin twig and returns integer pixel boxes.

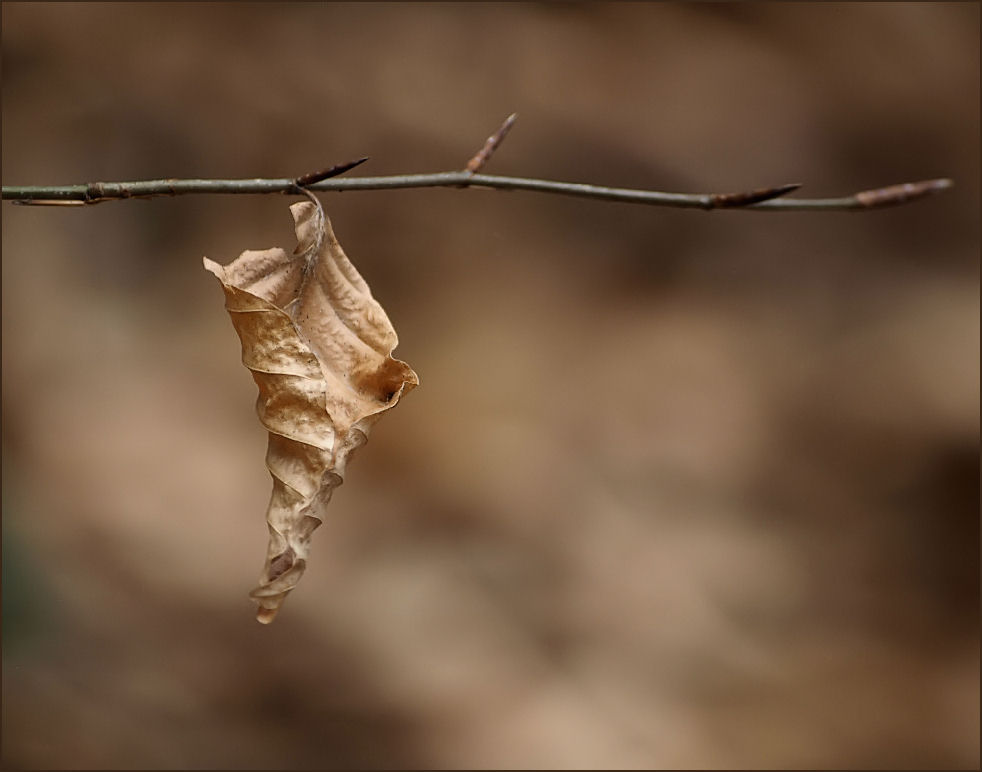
[1,113,953,212]
[2,172,953,211]
[465,113,518,174]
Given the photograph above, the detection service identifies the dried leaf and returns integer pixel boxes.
[204,201,418,623]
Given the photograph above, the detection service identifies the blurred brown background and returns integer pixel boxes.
[2,3,978,769]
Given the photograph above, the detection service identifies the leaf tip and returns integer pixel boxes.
[202,255,224,279]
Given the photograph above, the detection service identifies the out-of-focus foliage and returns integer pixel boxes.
[2,3,978,769]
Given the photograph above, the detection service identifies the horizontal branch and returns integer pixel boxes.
[1,171,953,211]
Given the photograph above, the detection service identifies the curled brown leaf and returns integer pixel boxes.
[204,202,418,623]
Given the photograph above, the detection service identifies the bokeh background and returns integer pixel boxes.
[2,3,978,769]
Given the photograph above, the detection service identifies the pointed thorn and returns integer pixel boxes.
[710,183,802,209]
[295,157,370,187]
